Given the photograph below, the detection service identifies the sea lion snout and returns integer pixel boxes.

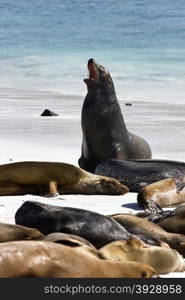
[88,58,96,65]
[84,58,112,90]
[95,177,129,195]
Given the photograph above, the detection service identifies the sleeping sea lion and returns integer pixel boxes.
[15,201,162,248]
[109,213,185,257]
[137,177,185,213]
[0,161,128,196]
[95,158,185,192]
[43,232,95,248]
[157,204,185,235]
[98,238,184,274]
[78,58,152,173]
[0,241,157,278]
[0,223,44,242]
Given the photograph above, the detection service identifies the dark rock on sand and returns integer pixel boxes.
[40,109,58,116]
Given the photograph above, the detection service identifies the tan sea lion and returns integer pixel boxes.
[0,161,128,196]
[158,204,185,234]
[109,213,185,257]
[137,177,185,213]
[0,223,44,242]
[43,232,95,248]
[98,238,184,274]
[0,241,156,278]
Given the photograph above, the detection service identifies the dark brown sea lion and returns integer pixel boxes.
[43,232,95,248]
[78,58,152,173]
[0,161,128,196]
[109,213,185,257]
[15,201,162,248]
[0,241,157,278]
[137,177,185,213]
[98,238,184,274]
[95,158,185,193]
[0,223,44,242]
[15,201,134,249]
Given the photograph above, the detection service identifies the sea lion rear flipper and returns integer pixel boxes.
[138,210,175,223]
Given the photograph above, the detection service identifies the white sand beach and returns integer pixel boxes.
[0,86,185,278]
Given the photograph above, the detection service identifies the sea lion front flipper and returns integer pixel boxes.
[138,198,163,214]
[42,181,59,197]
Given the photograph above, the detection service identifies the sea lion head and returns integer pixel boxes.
[84,58,115,92]
[94,176,129,195]
[99,238,146,260]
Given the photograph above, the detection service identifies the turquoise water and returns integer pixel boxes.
[1,0,185,102]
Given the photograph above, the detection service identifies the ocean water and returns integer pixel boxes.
[1,0,185,102]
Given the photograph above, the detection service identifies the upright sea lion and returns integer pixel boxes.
[137,177,185,213]
[95,158,185,192]
[0,223,44,242]
[109,213,185,257]
[78,58,152,173]
[0,241,157,278]
[0,161,128,196]
[98,238,184,274]
[15,201,161,248]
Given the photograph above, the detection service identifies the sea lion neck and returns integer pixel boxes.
[85,87,118,106]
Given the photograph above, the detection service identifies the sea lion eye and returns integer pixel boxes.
[141,271,148,278]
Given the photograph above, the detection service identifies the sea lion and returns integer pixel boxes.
[15,201,161,248]
[0,241,157,278]
[78,58,152,173]
[137,177,185,213]
[95,158,185,192]
[157,204,185,235]
[43,232,95,248]
[0,223,44,242]
[0,161,128,196]
[109,213,185,257]
[98,238,184,274]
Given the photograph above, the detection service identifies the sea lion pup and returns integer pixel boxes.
[78,58,152,173]
[0,223,44,242]
[109,213,185,257]
[157,204,185,235]
[15,201,161,248]
[0,161,128,196]
[0,241,156,278]
[43,232,95,248]
[137,177,185,213]
[98,238,184,274]
[95,158,185,192]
